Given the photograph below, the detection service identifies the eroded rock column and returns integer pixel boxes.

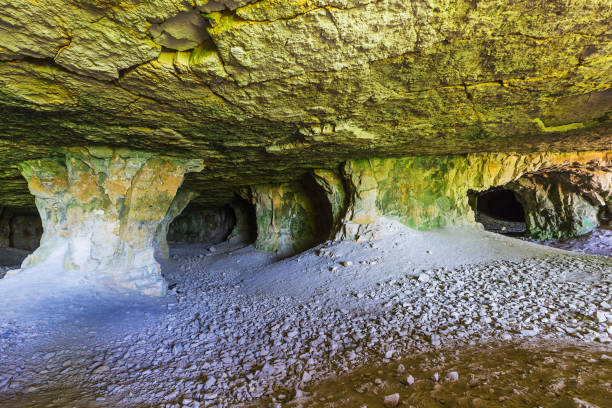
[249,182,324,257]
[12,147,203,296]
[153,189,198,260]
[510,174,599,239]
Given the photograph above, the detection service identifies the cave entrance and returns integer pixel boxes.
[470,188,526,236]
[168,204,237,247]
[0,207,42,267]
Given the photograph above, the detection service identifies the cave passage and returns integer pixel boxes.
[472,188,527,235]
[476,188,525,222]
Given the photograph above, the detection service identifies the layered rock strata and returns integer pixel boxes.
[1,1,611,209]
[9,147,203,296]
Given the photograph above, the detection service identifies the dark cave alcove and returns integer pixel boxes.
[0,207,42,266]
[470,188,527,235]
[167,204,237,246]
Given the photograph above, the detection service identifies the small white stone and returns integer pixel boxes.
[405,375,415,386]
[596,310,607,323]
[383,393,400,407]
[341,261,353,267]
[432,372,439,382]
[92,365,109,375]
[396,364,405,374]
[418,273,431,283]
[446,371,459,382]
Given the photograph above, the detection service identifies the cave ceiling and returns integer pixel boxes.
[0,0,611,208]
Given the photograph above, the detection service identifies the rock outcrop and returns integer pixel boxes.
[330,151,612,240]
[154,189,199,259]
[510,174,600,240]
[8,147,203,296]
[248,181,330,257]
[0,1,611,289]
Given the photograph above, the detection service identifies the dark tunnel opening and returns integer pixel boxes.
[0,206,42,267]
[477,189,526,222]
[470,188,527,236]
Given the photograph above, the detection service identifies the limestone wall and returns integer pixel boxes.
[10,147,203,296]
[249,181,330,257]
[335,151,612,240]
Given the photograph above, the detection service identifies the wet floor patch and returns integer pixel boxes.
[275,341,612,408]
[542,226,612,258]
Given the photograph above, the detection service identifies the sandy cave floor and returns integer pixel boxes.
[0,219,611,408]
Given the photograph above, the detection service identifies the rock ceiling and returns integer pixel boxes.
[1,0,611,207]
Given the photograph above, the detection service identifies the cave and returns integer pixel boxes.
[1,3,612,407]
[476,188,526,223]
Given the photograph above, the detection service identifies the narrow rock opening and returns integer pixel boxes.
[470,188,526,235]
[227,196,257,245]
[301,174,334,248]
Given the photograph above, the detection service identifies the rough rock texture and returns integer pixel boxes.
[8,147,203,295]
[153,189,199,260]
[335,151,612,240]
[0,210,8,248]
[166,206,235,245]
[248,182,329,257]
[510,173,602,240]
[0,0,610,208]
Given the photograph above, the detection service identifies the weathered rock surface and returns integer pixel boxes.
[248,181,330,257]
[334,151,612,240]
[154,189,199,260]
[510,173,608,240]
[8,147,203,295]
[0,0,610,208]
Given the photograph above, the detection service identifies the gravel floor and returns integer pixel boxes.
[0,222,610,407]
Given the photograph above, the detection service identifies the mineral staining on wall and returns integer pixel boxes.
[248,182,327,257]
[8,147,203,296]
[1,1,611,210]
[334,151,612,240]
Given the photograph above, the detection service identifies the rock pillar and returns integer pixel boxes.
[153,189,198,260]
[10,147,203,296]
[250,182,323,257]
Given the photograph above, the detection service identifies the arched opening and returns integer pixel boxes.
[167,204,236,247]
[302,174,334,247]
[470,188,526,235]
[228,196,258,246]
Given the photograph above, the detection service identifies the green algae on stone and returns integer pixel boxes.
[339,151,612,240]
